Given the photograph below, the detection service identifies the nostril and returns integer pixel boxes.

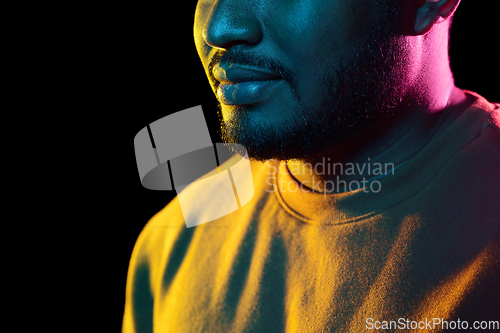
[203,13,263,50]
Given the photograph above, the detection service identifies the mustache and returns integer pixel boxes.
[208,49,295,86]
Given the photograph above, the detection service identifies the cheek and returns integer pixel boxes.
[270,0,373,63]
[193,1,212,65]
[270,1,345,56]
[266,0,374,105]
[194,1,216,90]
[265,5,342,106]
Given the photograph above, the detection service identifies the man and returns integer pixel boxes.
[124,0,500,331]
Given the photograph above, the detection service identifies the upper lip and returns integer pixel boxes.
[213,64,283,83]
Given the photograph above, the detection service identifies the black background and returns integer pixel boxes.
[105,2,499,330]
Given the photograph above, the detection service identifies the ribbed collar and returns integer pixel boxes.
[272,91,497,225]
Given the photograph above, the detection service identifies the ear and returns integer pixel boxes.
[403,0,461,36]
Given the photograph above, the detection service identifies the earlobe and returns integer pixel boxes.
[414,3,442,35]
[411,0,460,36]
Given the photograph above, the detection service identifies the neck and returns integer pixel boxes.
[287,84,472,193]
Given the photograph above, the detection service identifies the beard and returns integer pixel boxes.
[218,2,406,162]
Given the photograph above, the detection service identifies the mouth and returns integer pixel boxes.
[212,64,285,106]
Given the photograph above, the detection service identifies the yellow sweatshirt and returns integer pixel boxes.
[123,91,500,333]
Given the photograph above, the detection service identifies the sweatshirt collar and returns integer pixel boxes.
[271,91,496,225]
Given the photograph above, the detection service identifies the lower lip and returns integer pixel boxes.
[217,79,285,106]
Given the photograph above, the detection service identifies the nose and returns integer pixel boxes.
[203,0,263,50]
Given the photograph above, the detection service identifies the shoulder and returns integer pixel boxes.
[462,90,500,135]
[450,91,500,175]
[441,91,500,224]
[124,157,274,298]
[464,92,500,163]
[130,156,274,260]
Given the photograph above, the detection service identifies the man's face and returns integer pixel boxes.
[194,0,406,161]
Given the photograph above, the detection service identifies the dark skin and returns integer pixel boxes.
[287,87,473,192]
[194,0,472,193]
